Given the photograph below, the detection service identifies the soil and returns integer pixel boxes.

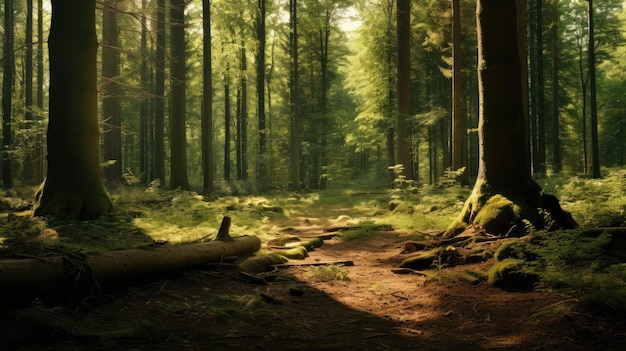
[3,218,625,351]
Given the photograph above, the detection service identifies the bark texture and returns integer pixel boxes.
[0,235,261,308]
[34,0,112,219]
[444,0,576,237]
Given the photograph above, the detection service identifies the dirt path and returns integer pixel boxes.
[4,220,625,351]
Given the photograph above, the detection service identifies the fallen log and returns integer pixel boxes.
[0,216,261,308]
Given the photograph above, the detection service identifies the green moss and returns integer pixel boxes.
[488,258,538,291]
[400,247,446,270]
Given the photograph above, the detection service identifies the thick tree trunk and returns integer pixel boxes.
[0,234,261,308]
[444,0,576,238]
[34,0,112,219]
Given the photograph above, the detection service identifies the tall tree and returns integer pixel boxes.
[34,0,113,219]
[534,0,546,176]
[289,0,300,190]
[549,0,561,173]
[139,0,150,184]
[587,0,601,179]
[154,0,166,184]
[202,0,214,194]
[169,0,190,189]
[102,0,123,182]
[445,0,575,237]
[256,0,268,191]
[451,0,468,185]
[35,0,45,182]
[2,0,14,189]
[23,0,35,183]
[396,0,412,180]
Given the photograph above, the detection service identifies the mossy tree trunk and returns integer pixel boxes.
[444,0,576,237]
[34,0,112,220]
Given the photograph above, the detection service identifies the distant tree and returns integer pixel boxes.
[445,0,576,237]
[139,0,151,184]
[102,0,123,182]
[396,0,412,180]
[202,0,214,194]
[169,0,189,189]
[289,0,300,191]
[451,0,468,185]
[154,0,166,184]
[587,0,601,179]
[549,0,562,173]
[2,0,14,189]
[34,0,113,219]
[256,0,268,192]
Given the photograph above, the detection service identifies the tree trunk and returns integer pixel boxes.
[34,0,112,219]
[23,0,35,183]
[289,0,301,191]
[102,0,123,182]
[169,0,190,190]
[202,0,214,194]
[396,0,412,180]
[36,0,45,182]
[444,0,576,238]
[0,233,261,307]
[139,0,150,185]
[154,0,166,184]
[451,0,468,185]
[535,0,546,176]
[550,1,561,173]
[224,65,232,182]
[2,0,14,189]
[587,0,601,179]
[256,0,268,192]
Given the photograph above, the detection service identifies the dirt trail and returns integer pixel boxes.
[3,219,625,351]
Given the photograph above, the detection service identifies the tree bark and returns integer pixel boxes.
[169,0,190,189]
[102,0,123,182]
[396,0,412,180]
[0,234,261,307]
[154,0,166,184]
[202,0,214,194]
[444,0,576,238]
[2,0,14,189]
[289,0,301,191]
[34,0,112,220]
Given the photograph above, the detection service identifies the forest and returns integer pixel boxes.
[0,0,625,350]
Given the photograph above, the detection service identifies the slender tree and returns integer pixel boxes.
[169,0,190,189]
[445,0,576,237]
[154,0,166,184]
[2,0,14,189]
[202,0,214,194]
[587,0,601,179]
[256,0,268,191]
[396,0,412,180]
[139,0,150,184]
[451,0,468,185]
[34,0,113,219]
[102,0,123,182]
[535,0,546,176]
[289,0,301,190]
[549,0,561,173]
[36,0,44,181]
[23,0,35,182]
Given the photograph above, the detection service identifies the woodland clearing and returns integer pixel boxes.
[1,171,625,350]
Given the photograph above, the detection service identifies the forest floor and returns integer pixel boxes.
[1,178,626,350]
